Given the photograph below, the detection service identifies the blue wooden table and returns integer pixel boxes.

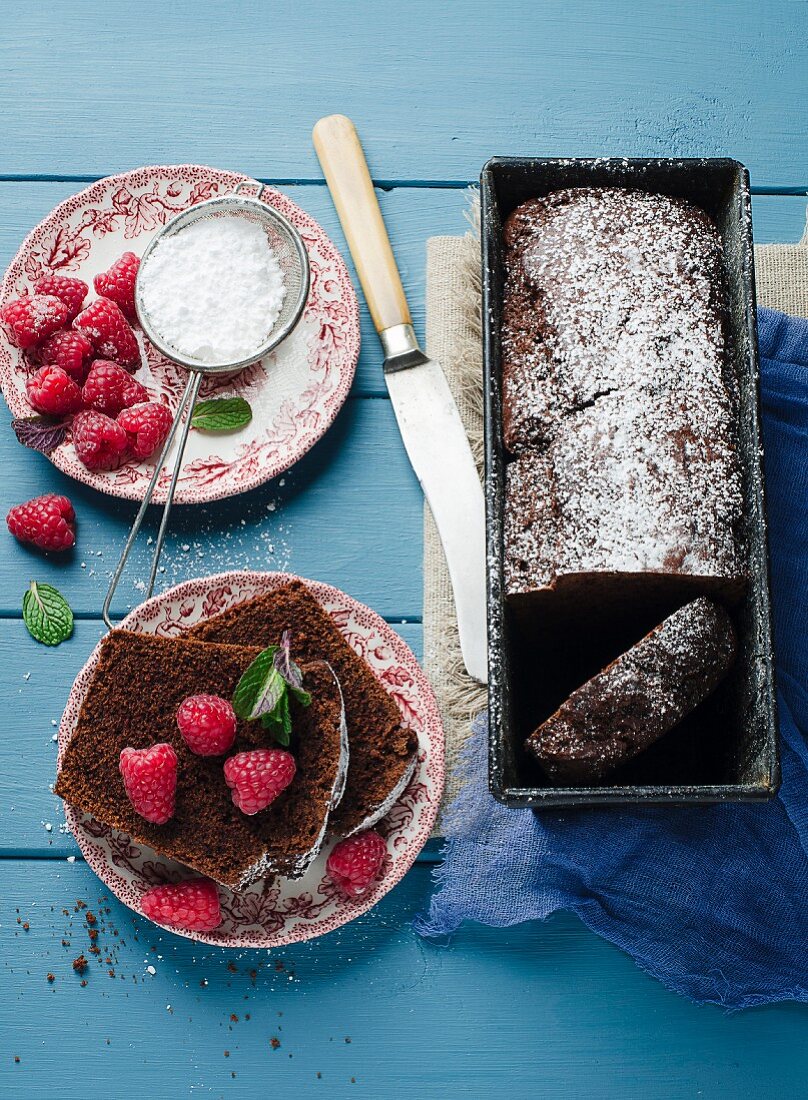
[2,3,807,1096]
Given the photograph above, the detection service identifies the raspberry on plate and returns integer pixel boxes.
[72,409,129,471]
[177,694,237,756]
[326,830,387,899]
[26,364,83,416]
[73,297,139,368]
[119,743,177,824]
[94,252,140,322]
[223,748,296,815]
[140,879,222,932]
[35,329,94,382]
[1,294,69,350]
[117,400,173,459]
[82,359,148,416]
[7,493,76,552]
[33,275,88,322]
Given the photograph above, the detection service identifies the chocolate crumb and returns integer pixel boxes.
[22,922,29,932]
[224,1051,230,1058]
[270,1037,281,1050]
[227,962,238,973]
[46,973,55,983]
[72,955,88,974]
[85,912,96,925]
[80,980,87,987]
[230,1014,238,1022]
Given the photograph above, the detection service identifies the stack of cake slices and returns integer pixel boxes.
[55,581,418,890]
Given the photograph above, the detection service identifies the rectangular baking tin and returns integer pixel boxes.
[481,157,779,807]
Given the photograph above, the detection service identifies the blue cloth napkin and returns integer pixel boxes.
[415,307,808,1009]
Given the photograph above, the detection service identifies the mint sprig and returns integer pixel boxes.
[23,581,73,646]
[191,397,252,432]
[233,631,311,747]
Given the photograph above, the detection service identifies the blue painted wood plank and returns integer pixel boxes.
[2,858,808,1099]
[0,618,423,856]
[0,397,423,619]
[0,185,802,404]
[0,1,805,188]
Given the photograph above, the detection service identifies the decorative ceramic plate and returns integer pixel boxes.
[58,571,444,948]
[0,165,360,503]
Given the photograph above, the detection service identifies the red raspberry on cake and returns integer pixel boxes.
[33,275,88,322]
[140,879,222,932]
[119,743,177,824]
[26,364,83,416]
[7,493,75,551]
[117,401,173,459]
[1,294,69,350]
[223,748,296,815]
[82,359,148,416]
[177,694,237,756]
[72,409,129,471]
[73,297,139,368]
[35,329,94,382]
[326,830,387,899]
[93,252,140,322]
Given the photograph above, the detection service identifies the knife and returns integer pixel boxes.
[313,114,488,684]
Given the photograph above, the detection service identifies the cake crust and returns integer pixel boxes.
[501,187,745,605]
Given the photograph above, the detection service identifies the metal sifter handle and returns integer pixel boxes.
[102,370,203,629]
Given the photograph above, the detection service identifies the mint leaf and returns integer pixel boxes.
[191,397,252,432]
[274,630,304,690]
[232,635,311,746]
[23,581,73,646]
[12,416,68,455]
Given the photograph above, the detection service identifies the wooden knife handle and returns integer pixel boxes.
[313,114,411,334]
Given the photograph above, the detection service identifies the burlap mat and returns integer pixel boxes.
[425,198,808,820]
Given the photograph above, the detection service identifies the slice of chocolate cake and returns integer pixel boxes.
[187,581,418,836]
[55,631,347,888]
[525,598,737,785]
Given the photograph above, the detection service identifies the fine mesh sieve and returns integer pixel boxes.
[102,180,310,628]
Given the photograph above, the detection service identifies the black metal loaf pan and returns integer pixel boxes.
[481,157,779,808]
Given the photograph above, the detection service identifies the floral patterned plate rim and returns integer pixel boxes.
[0,164,360,504]
[58,570,445,948]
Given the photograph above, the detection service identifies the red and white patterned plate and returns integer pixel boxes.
[58,571,444,948]
[0,165,360,503]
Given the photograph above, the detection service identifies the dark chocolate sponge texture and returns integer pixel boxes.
[525,597,737,784]
[501,187,745,605]
[187,581,418,836]
[55,632,345,888]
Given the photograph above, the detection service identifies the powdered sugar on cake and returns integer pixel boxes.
[501,188,744,595]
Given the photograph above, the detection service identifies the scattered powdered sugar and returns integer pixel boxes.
[502,187,744,595]
[138,214,286,364]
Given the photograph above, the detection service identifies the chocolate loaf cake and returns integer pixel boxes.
[525,597,737,784]
[501,187,744,607]
[187,581,418,836]
[55,632,347,888]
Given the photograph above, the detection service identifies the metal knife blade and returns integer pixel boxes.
[384,344,488,684]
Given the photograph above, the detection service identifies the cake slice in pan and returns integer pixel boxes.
[526,597,737,785]
[187,581,418,836]
[55,631,347,888]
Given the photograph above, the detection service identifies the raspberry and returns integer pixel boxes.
[72,409,129,471]
[94,252,140,322]
[177,694,237,756]
[35,329,94,382]
[73,297,139,368]
[117,401,173,459]
[326,831,387,899]
[26,364,83,416]
[223,749,296,815]
[140,879,222,932]
[1,294,68,350]
[119,743,177,824]
[82,359,148,416]
[7,493,75,551]
[33,275,88,322]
